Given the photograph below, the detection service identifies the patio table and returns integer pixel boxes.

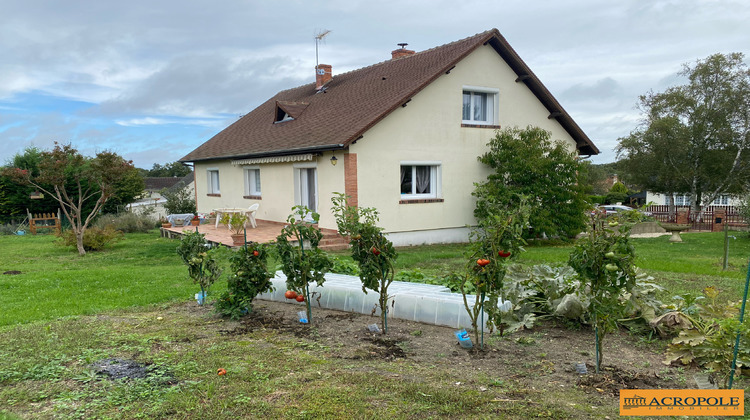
[166,213,195,226]
[214,208,248,228]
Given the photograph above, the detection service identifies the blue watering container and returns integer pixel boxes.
[454,329,473,349]
[297,311,308,324]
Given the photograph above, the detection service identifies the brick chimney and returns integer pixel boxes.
[315,64,332,90]
[391,43,415,59]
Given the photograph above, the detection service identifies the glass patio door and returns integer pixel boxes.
[298,167,317,214]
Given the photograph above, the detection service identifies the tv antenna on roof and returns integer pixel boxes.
[314,29,331,71]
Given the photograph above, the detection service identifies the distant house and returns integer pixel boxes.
[180,29,599,245]
[128,173,194,218]
[646,192,742,207]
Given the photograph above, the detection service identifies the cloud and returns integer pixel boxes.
[97,52,310,118]
[1,0,748,167]
[115,117,225,128]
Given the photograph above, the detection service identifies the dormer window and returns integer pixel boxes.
[274,101,310,124]
[275,108,294,123]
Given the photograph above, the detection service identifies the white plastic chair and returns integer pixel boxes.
[246,203,259,228]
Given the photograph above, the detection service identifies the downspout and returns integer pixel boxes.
[184,162,196,213]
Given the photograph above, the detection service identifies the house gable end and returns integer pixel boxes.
[179,29,598,163]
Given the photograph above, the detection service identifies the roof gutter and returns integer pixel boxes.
[180,144,346,163]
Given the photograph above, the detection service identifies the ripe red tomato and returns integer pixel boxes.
[217,368,227,376]
[477,259,490,266]
[296,295,305,302]
[285,290,298,299]
[498,250,511,258]
[371,247,381,256]
[252,250,259,256]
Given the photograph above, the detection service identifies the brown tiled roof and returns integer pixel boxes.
[144,173,194,191]
[180,29,598,162]
[144,177,184,191]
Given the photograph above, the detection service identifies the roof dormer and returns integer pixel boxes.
[274,101,310,123]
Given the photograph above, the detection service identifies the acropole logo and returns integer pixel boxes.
[620,389,744,416]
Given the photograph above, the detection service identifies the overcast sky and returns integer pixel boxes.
[1,0,748,168]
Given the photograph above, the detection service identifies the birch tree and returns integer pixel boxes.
[617,53,750,217]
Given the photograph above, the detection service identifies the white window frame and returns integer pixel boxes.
[207,168,220,194]
[400,161,441,200]
[674,194,690,206]
[712,194,729,206]
[462,86,499,125]
[243,166,261,197]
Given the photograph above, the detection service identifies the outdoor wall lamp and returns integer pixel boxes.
[330,156,338,166]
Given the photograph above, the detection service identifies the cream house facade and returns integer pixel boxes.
[183,29,598,246]
[645,191,742,207]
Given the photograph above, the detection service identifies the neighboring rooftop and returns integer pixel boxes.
[144,173,193,191]
[180,29,598,163]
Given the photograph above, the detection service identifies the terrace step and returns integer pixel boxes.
[318,229,350,251]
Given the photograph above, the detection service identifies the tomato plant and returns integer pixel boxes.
[332,193,397,334]
[275,206,333,325]
[451,199,530,348]
[568,210,639,372]
[215,243,274,320]
[176,231,224,305]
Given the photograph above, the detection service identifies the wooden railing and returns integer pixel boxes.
[27,210,61,235]
[644,205,746,230]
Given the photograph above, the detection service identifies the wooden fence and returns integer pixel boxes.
[645,205,746,231]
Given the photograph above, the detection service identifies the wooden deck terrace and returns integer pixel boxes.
[160,219,349,250]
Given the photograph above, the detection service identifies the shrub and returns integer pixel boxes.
[604,191,628,205]
[94,212,157,233]
[58,226,124,251]
[609,181,629,194]
[588,195,606,206]
[0,223,22,235]
[162,183,196,215]
[330,256,360,276]
[473,126,589,239]
[738,195,750,234]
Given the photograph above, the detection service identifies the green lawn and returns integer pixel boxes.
[1,230,748,419]
[0,232,198,326]
[519,231,750,301]
[3,230,749,327]
[361,231,750,302]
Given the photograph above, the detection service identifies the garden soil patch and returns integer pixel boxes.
[200,298,695,403]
